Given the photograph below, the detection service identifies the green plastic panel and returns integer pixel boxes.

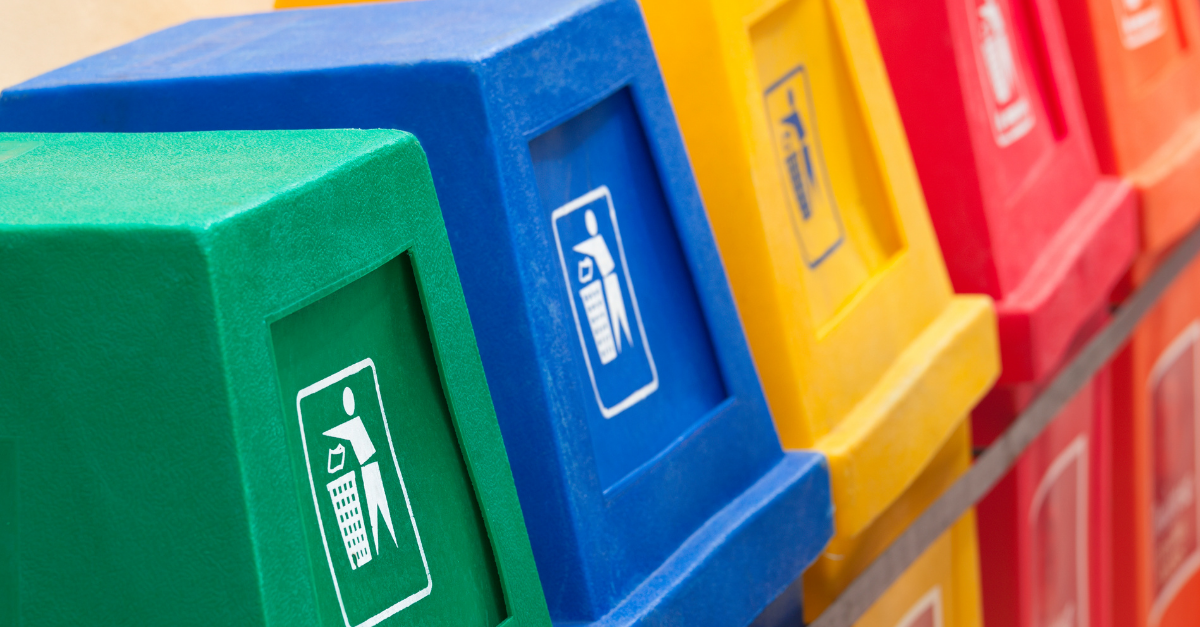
[0,439,14,627]
[0,131,548,627]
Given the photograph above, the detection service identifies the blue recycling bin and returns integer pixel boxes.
[0,1,834,624]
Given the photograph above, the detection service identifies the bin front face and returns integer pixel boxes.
[866,0,1137,384]
[526,88,727,490]
[0,2,836,624]
[0,130,549,627]
[270,255,511,627]
[1057,0,1200,262]
[640,0,1000,540]
[1113,259,1200,627]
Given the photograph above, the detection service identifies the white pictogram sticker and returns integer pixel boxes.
[298,358,431,627]
[972,0,1036,146]
[1113,0,1166,50]
[552,186,658,418]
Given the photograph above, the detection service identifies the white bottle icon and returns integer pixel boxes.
[573,208,632,365]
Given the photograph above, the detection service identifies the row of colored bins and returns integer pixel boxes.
[6,0,1200,625]
[0,2,838,626]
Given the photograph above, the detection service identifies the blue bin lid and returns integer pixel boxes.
[0,1,833,623]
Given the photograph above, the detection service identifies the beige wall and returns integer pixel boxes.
[0,0,274,89]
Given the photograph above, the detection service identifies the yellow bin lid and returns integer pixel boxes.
[641,0,999,540]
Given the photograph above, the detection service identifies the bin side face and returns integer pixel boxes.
[868,0,1103,297]
[0,227,262,626]
[1067,0,1196,170]
[747,0,905,331]
[978,374,1100,627]
[201,132,550,627]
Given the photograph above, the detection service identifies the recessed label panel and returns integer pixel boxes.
[530,88,727,490]
[1149,322,1200,623]
[1030,438,1088,627]
[272,254,507,627]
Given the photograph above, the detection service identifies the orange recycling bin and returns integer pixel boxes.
[641,0,1000,623]
[1057,0,1200,279]
[1054,2,1200,626]
[1110,258,1200,627]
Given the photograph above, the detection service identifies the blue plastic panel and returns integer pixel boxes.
[532,89,726,490]
[0,1,834,624]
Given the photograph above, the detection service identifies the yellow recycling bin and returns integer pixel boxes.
[640,0,999,623]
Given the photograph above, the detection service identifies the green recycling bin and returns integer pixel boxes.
[0,131,550,627]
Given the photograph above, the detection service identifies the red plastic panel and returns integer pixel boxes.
[867,0,1137,384]
[976,367,1112,627]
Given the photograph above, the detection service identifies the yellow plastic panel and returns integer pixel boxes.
[641,0,999,541]
[805,422,982,625]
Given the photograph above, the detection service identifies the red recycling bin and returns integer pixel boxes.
[865,1,1137,626]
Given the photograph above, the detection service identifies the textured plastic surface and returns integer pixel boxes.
[1110,258,1200,627]
[1056,0,1200,281]
[0,3,836,625]
[639,0,998,619]
[866,0,1137,387]
[976,367,1112,627]
[805,422,984,626]
[0,130,549,627]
